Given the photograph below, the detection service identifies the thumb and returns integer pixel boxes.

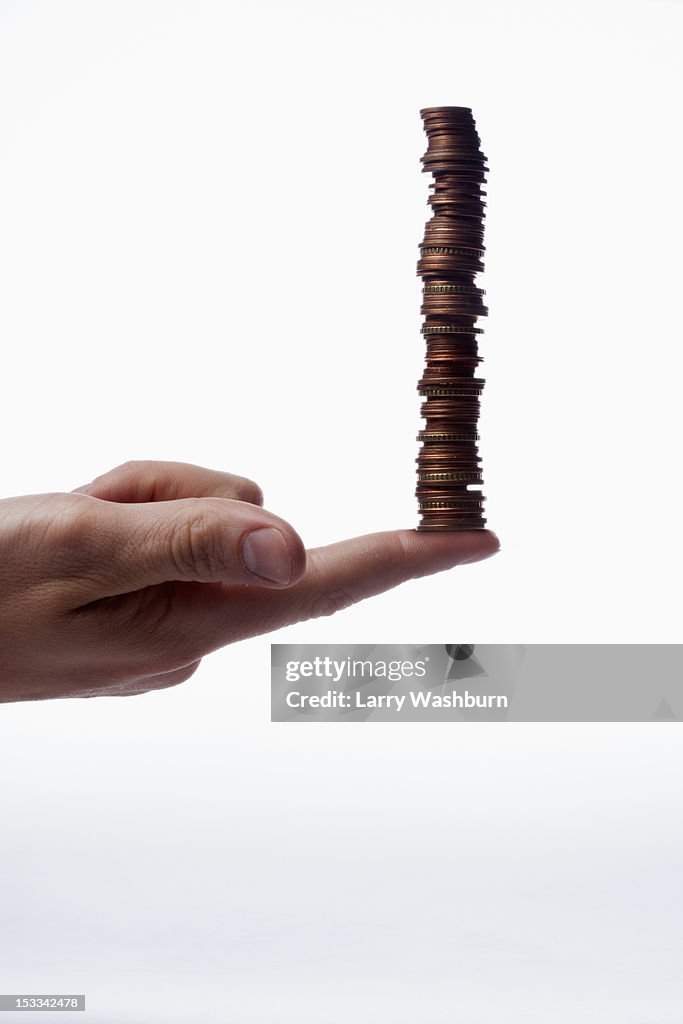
[85,496,306,596]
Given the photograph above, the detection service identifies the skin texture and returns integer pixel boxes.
[0,461,500,702]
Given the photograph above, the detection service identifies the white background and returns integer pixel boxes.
[1,1,682,1020]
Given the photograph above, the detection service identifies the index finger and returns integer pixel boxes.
[169,528,501,656]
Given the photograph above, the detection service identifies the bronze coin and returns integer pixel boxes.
[417,430,479,442]
[421,324,484,335]
[417,257,485,274]
[423,283,484,294]
[417,521,487,532]
[418,387,484,399]
[414,106,490,531]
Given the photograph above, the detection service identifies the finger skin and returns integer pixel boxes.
[243,527,500,632]
[32,660,204,701]
[72,495,308,594]
[91,661,203,698]
[74,460,264,506]
[0,457,500,703]
[134,528,501,664]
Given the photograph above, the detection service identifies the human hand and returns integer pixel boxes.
[0,461,499,702]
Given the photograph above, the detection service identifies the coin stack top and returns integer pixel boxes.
[416,106,489,531]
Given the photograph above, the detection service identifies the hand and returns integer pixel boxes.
[0,461,499,702]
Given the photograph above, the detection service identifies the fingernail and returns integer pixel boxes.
[241,528,293,584]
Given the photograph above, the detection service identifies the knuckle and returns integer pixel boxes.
[170,510,225,580]
[113,459,150,476]
[238,478,264,506]
[297,552,358,621]
[306,587,356,620]
[92,459,145,488]
[385,532,418,584]
[37,495,106,574]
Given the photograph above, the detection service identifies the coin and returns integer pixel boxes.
[417,518,488,531]
[421,325,484,335]
[417,430,479,442]
[414,107,490,531]
[418,385,484,397]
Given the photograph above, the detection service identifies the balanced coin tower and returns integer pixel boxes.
[416,106,488,531]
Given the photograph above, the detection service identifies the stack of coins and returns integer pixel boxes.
[416,106,489,531]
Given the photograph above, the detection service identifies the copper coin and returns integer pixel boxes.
[421,324,484,335]
[414,106,490,531]
[417,430,479,442]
